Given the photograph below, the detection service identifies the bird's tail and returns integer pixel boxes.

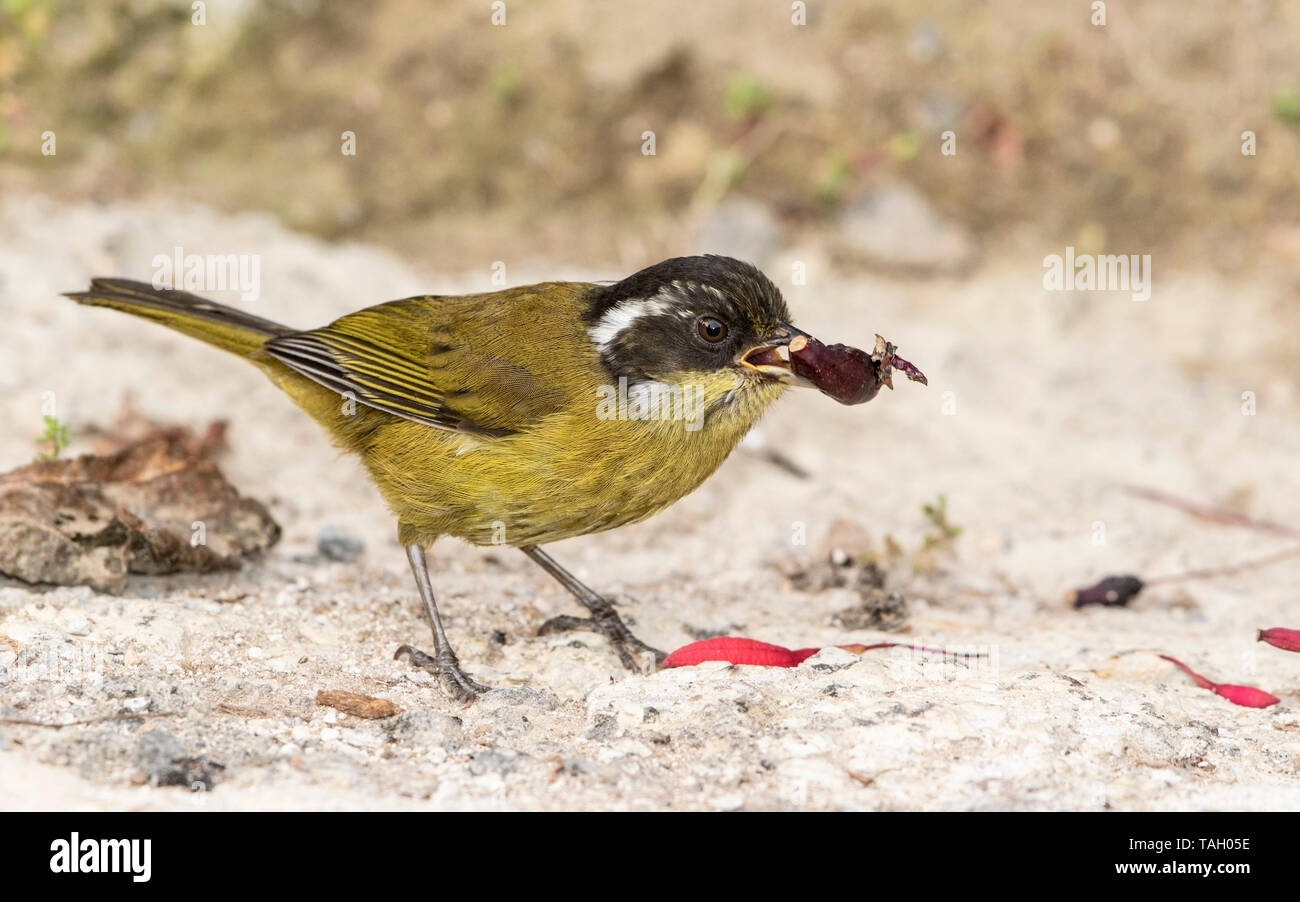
[62,278,290,358]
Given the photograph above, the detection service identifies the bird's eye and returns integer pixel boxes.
[697,317,728,343]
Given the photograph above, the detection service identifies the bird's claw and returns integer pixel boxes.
[538,607,666,672]
[394,644,491,700]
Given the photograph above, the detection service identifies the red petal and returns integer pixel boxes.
[1214,684,1280,708]
[664,639,991,669]
[1158,654,1215,690]
[1257,628,1300,653]
[1159,654,1279,708]
[662,637,801,668]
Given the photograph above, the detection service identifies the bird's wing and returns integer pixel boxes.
[263,284,594,436]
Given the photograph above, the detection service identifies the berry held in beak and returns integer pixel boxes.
[785,333,928,405]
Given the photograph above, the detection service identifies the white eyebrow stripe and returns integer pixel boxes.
[588,290,676,352]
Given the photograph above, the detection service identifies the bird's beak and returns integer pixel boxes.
[739,324,810,381]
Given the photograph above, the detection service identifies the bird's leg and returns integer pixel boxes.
[521,544,665,671]
[393,543,490,700]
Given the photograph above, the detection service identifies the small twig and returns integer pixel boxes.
[1122,484,1300,539]
[1146,544,1300,586]
[758,449,810,480]
[0,710,178,729]
[216,702,271,719]
[847,766,900,787]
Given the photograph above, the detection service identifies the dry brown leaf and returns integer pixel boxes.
[315,690,403,720]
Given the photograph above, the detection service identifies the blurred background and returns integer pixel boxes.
[3,0,1300,273]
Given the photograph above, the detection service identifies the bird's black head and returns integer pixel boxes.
[585,255,798,384]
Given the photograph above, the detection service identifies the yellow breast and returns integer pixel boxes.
[369,370,787,547]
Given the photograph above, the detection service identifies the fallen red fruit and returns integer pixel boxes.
[1158,654,1279,709]
[788,333,926,406]
[1257,627,1300,653]
[662,636,979,668]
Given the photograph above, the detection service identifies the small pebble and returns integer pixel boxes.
[62,614,92,636]
[341,730,382,749]
[481,686,559,711]
[318,525,365,563]
[383,710,463,748]
[470,748,518,775]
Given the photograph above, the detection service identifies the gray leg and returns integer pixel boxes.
[521,545,665,670]
[393,543,490,699]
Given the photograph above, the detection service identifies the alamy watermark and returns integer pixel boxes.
[1,637,105,687]
[1043,246,1151,301]
[879,642,1000,683]
[595,377,706,431]
[152,246,260,302]
[50,833,151,883]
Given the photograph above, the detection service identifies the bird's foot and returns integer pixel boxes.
[394,644,491,700]
[538,601,665,672]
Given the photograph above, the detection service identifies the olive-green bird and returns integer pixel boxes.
[65,255,810,698]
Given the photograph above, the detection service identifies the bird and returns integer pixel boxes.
[64,255,815,698]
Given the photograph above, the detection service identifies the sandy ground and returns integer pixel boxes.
[2,194,1299,810]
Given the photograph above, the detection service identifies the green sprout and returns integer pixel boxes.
[724,75,774,121]
[888,130,921,162]
[36,414,69,461]
[921,493,962,550]
[490,65,522,105]
[815,150,852,207]
[1273,86,1300,125]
